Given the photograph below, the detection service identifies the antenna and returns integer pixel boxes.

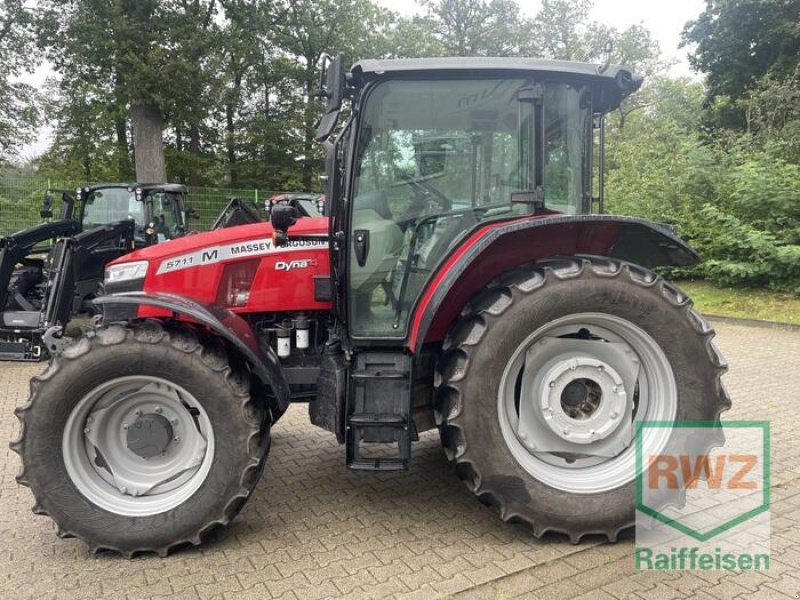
[598,40,614,73]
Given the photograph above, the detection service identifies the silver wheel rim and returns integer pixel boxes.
[497,312,677,494]
[63,375,215,517]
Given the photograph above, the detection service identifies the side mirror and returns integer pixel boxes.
[40,190,54,219]
[315,53,346,142]
[270,204,299,246]
[185,206,200,220]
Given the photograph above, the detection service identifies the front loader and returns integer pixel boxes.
[12,56,729,556]
[0,183,190,360]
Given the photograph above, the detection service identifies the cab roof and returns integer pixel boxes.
[83,183,187,194]
[351,57,642,113]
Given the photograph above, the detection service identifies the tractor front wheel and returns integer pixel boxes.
[11,320,269,557]
[436,257,730,542]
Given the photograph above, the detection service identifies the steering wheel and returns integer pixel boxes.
[392,173,451,212]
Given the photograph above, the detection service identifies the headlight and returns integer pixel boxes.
[105,261,149,284]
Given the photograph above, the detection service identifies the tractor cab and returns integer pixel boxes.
[314,56,642,339]
[78,183,189,246]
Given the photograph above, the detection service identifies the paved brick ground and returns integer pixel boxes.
[0,320,798,599]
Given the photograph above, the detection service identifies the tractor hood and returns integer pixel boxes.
[109,217,329,268]
[104,217,332,315]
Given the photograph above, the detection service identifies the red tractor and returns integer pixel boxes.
[12,56,729,556]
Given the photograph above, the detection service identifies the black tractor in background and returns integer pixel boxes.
[211,192,325,230]
[0,183,190,360]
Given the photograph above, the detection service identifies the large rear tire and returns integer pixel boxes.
[435,257,730,542]
[11,320,269,557]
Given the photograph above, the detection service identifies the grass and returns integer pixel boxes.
[673,280,800,325]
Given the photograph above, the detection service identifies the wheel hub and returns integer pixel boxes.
[560,378,601,417]
[63,377,214,516]
[126,413,174,459]
[539,357,627,445]
[498,313,678,494]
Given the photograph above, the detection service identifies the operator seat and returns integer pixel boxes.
[350,190,403,295]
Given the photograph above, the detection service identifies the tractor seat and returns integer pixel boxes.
[350,202,404,294]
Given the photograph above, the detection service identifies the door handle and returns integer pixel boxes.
[354,229,370,267]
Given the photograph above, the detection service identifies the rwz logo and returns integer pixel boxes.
[275,258,317,271]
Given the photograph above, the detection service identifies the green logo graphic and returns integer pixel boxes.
[635,421,771,570]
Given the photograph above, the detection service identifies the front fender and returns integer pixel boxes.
[94,292,291,418]
[408,215,699,352]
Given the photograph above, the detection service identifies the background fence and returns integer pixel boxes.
[0,171,290,235]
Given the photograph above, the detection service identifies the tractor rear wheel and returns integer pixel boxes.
[11,320,269,557]
[435,257,730,542]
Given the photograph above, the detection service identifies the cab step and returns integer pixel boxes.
[346,352,415,472]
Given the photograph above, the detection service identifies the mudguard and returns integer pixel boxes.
[94,292,291,418]
[408,214,700,352]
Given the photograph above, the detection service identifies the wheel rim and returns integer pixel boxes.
[63,375,215,517]
[497,312,677,494]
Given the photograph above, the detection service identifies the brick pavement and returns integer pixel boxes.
[0,320,798,599]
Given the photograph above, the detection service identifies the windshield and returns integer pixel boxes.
[349,78,592,337]
[148,192,185,241]
[82,188,141,229]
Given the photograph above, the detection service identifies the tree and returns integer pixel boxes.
[38,0,224,183]
[0,0,41,161]
[270,0,395,189]
[739,67,800,164]
[682,0,800,129]
[418,0,528,57]
[528,0,593,60]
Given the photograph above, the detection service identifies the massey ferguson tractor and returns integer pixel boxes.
[11,56,729,556]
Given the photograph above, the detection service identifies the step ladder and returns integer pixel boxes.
[346,352,415,471]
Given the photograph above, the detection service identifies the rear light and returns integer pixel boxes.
[216,259,259,307]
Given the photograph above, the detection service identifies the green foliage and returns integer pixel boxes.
[0,0,41,161]
[7,0,799,295]
[682,0,800,130]
[418,0,528,56]
[0,168,49,234]
[738,69,800,165]
[605,76,800,294]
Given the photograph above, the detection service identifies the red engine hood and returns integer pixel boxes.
[110,217,330,266]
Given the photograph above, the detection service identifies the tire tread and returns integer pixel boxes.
[435,256,731,543]
[10,319,267,557]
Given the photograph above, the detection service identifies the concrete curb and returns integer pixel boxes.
[706,314,800,331]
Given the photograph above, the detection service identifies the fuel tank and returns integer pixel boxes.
[107,217,332,314]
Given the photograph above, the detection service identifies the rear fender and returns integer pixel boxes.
[408,215,699,352]
[94,292,291,419]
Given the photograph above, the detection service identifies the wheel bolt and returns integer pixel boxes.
[173,436,180,443]
[170,418,178,425]
[84,428,91,434]
[548,381,555,388]
[134,409,142,417]
[155,406,162,414]
[122,423,129,430]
